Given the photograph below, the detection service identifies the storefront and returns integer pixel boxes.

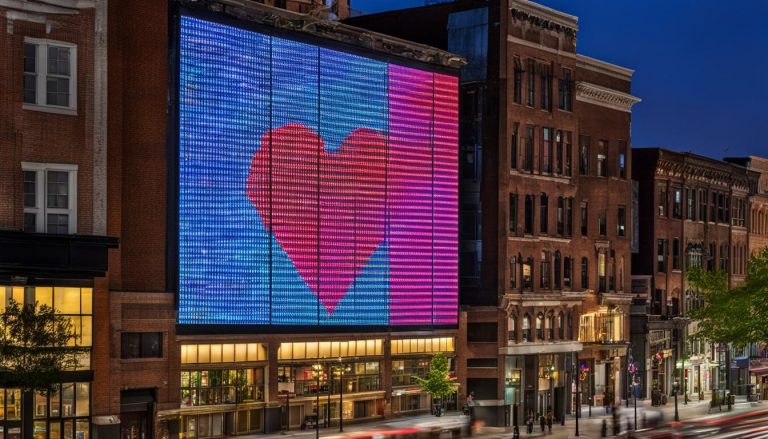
[390,338,455,415]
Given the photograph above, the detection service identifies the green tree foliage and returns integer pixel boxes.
[412,352,458,412]
[0,299,81,394]
[688,247,768,346]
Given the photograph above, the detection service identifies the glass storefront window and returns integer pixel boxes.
[6,389,21,420]
[76,419,89,439]
[75,383,89,416]
[34,421,47,439]
[180,368,265,407]
[50,385,61,417]
[35,392,47,418]
[62,384,75,417]
[64,419,73,439]
[50,422,61,439]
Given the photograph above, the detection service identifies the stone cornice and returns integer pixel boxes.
[575,81,641,113]
[577,54,634,80]
[0,0,92,14]
[652,151,759,193]
[176,0,466,70]
[509,0,577,37]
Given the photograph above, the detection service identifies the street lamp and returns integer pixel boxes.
[549,364,555,420]
[312,364,323,439]
[673,380,680,422]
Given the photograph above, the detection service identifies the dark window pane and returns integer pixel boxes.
[142,332,163,357]
[24,213,37,232]
[47,171,69,208]
[24,43,37,72]
[24,74,37,104]
[46,214,69,234]
[24,171,37,207]
[46,77,70,107]
[121,333,141,359]
[47,46,70,75]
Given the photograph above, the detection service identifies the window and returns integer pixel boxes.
[181,368,265,406]
[541,127,552,173]
[540,193,548,234]
[686,188,696,220]
[510,256,517,289]
[558,312,564,339]
[673,188,682,219]
[121,332,163,359]
[579,136,590,175]
[565,198,573,237]
[580,202,588,236]
[509,194,518,235]
[522,315,531,342]
[618,141,627,179]
[686,244,703,269]
[718,194,727,223]
[23,39,77,111]
[597,154,606,177]
[672,239,680,270]
[508,316,517,341]
[555,130,563,175]
[553,251,561,290]
[556,197,564,236]
[524,195,534,235]
[540,63,552,111]
[524,126,534,171]
[510,123,519,170]
[513,57,522,104]
[597,251,606,293]
[658,184,667,217]
[708,242,716,271]
[563,257,572,289]
[536,314,544,340]
[467,323,498,342]
[22,163,77,234]
[581,257,589,289]
[565,132,573,177]
[540,251,550,289]
[699,189,707,222]
[526,59,535,106]
[522,257,533,291]
[719,243,728,271]
[657,239,667,272]
[598,210,607,236]
[617,206,626,237]
[711,191,717,223]
[559,68,572,111]
[547,313,555,340]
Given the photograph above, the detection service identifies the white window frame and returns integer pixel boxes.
[22,162,78,234]
[23,37,78,115]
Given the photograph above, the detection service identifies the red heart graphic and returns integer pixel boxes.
[246,124,387,315]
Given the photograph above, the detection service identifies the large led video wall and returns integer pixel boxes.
[177,15,458,327]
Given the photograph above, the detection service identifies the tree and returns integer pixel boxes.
[412,352,458,415]
[687,247,768,346]
[0,299,81,394]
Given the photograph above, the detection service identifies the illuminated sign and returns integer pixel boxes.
[176,15,458,327]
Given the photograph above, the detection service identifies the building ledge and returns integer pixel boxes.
[0,230,117,279]
[500,341,583,356]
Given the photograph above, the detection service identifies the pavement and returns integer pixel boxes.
[232,395,764,439]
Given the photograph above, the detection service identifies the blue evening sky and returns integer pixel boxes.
[351,0,768,159]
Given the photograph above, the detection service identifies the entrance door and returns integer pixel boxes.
[122,413,147,439]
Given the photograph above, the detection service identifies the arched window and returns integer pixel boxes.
[510,256,517,289]
[522,315,531,342]
[554,251,562,290]
[536,314,544,340]
[540,251,550,289]
[547,312,555,340]
[567,312,573,339]
[508,315,517,342]
[523,257,534,291]
[558,312,565,339]
[581,257,589,289]
[563,257,572,289]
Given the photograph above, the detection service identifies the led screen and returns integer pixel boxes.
[177,15,458,326]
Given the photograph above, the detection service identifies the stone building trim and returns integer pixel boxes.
[652,151,760,193]
[576,54,634,80]
[509,0,578,36]
[176,0,466,69]
[575,81,641,113]
[500,341,583,355]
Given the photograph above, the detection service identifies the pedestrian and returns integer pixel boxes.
[526,414,534,434]
[539,413,546,433]
[546,408,553,433]
[600,419,607,437]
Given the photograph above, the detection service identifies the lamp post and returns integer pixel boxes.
[549,364,555,420]
[575,354,580,437]
[312,364,323,439]
[627,354,638,430]
[673,381,680,422]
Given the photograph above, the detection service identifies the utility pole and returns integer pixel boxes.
[575,353,580,437]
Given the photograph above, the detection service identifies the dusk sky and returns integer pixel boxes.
[351,0,768,160]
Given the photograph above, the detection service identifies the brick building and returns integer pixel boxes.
[0,2,116,439]
[631,149,759,401]
[105,1,460,438]
[348,0,640,426]
[724,155,768,396]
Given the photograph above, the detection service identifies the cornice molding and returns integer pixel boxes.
[509,0,578,37]
[575,81,641,113]
[177,0,466,70]
[576,54,634,80]
[0,0,92,14]
[652,152,759,192]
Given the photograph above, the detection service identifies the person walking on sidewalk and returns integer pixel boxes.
[546,408,553,433]
[539,413,546,433]
[526,414,534,434]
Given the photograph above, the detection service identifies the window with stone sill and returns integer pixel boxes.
[22,163,77,234]
[23,39,77,111]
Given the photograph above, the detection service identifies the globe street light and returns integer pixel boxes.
[312,364,323,439]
